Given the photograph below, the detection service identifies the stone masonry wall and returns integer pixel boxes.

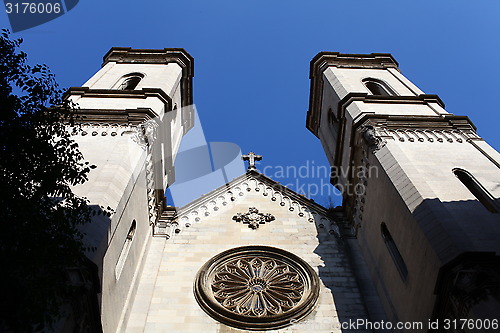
[123,189,371,333]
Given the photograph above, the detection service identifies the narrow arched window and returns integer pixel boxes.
[381,223,408,280]
[126,220,137,240]
[117,73,144,90]
[115,220,137,279]
[453,168,499,213]
[362,78,395,96]
[327,107,337,123]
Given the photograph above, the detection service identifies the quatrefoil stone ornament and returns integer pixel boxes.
[232,207,275,229]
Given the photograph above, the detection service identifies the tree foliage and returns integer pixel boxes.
[0,30,94,332]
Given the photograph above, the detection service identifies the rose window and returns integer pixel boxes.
[194,246,320,330]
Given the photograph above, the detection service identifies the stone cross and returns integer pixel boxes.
[242,152,262,171]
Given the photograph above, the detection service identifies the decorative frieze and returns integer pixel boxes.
[172,179,316,231]
[378,128,478,144]
[359,121,481,151]
[153,173,338,238]
[69,123,135,137]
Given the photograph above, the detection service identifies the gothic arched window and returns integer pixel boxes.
[381,223,408,280]
[117,73,144,90]
[453,168,499,213]
[362,78,396,96]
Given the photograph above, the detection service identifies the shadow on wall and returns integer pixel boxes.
[53,204,109,333]
[312,219,373,333]
[343,194,500,331]
[80,204,113,275]
[411,198,500,327]
[412,198,500,259]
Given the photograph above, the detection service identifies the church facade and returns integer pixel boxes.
[64,49,500,332]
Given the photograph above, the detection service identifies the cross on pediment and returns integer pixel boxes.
[242,152,262,171]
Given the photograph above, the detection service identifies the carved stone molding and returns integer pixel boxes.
[194,246,320,330]
[145,150,159,227]
[232,207,275,229]
[351,149,370,235]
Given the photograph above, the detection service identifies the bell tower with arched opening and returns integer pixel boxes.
[307,52,500,328]
[64,48,194,332]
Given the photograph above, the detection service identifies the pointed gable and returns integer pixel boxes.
[155,170,339,238]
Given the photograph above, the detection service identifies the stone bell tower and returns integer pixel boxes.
[307,53,500,329]
[65,48,194,332]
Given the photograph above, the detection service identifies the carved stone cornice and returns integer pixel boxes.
[338,92,445,111]
[102,47,194,78]
[69,108,158,125]
[65,87,172,112]
[310,52,398,74]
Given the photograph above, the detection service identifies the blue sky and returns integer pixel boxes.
[2,1,499,206]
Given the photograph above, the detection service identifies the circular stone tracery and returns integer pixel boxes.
[194,246,320,330]
[212,257,304,317]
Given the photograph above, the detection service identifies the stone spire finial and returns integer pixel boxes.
[242,152,262,171]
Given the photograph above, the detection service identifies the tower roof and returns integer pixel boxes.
[309,52,398,76]
[102,47,194,78]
